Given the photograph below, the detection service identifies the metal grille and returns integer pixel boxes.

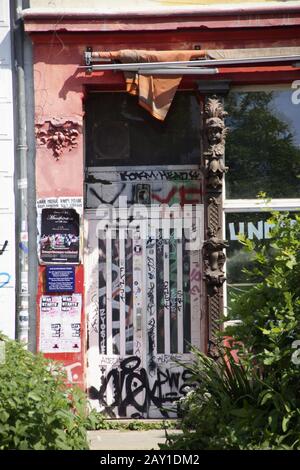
[97,225,201,357]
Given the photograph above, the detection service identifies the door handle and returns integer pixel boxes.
[136,308,142,331]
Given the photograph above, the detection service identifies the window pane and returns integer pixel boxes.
[225,210,299,312]
[225,90,300,198]
[226,211,273,285]
[225,211,274,313]
[85,92,201,166]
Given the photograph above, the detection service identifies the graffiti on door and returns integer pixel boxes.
[88,355,194,418]
[86,166,204,418]
[86,166,202,209]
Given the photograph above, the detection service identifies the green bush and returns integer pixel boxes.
[0,334,88,450]
[163,211,300,450]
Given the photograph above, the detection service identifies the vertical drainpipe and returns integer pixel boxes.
[14,0,29,345]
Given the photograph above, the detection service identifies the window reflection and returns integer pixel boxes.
[225,90,300,199]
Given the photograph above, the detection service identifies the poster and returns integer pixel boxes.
[40,208,80,264]
[40,294,82,353]
[46,266,75,293]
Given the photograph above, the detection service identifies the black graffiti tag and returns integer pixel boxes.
[147,317,156,374]
[88,355,194,418]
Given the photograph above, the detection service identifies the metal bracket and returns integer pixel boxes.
[84,47,93,74]
[84,46,92,65]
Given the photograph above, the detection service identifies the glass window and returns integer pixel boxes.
[226,211,273,283]
[225,90,300,199]
[225,210,299,312]
[85,92,201,167]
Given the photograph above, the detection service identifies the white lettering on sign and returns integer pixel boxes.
[228,221,275,241]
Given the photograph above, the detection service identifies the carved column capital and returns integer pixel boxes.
[35,119,81,160]
[204,96,228,190]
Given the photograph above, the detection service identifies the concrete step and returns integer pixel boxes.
[88,429,182,450]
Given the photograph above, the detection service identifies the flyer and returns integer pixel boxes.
[40,294,82,353]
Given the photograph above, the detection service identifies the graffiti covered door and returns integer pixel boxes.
[85,165,204,418]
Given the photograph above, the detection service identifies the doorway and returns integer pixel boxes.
[84,92,205,418]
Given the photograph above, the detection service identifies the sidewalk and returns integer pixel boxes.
[88,429,182,450]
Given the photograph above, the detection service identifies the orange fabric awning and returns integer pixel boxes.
[94,50,208,120]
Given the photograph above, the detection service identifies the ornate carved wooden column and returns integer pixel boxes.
[202,95,228,355]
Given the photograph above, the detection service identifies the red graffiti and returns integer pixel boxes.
[179,186,202,205]
[152,186,201,206]
[151,187,177,204]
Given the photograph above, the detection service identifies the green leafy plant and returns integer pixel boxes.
[163,211,300,450]
[0,334,88,450]
[85,408,179,431]
[161,348,268,450]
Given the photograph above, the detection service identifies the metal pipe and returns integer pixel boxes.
[81,54,300,71]
[23,22,38,353]
[138,68,218,75]
[14,0,29,345]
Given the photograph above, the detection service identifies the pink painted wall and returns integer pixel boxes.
[34,43,85,198]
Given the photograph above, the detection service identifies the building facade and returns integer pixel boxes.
[19,0,300,418]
